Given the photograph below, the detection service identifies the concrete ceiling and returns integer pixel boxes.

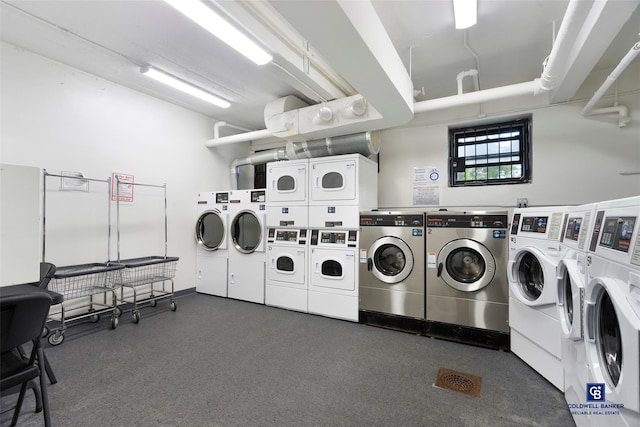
[2,0,639,136]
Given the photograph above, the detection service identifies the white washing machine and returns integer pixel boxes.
[266,159,309,227]
[581,196,640,426]
[508,206,568,390]
[227,189,267,304]
[265,227,309,313]
[556,203,597,426]
[309,154,377,229]
[308,228,360,321]
[195,190,230,297]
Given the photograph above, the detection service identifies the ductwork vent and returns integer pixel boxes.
[286,131,380,160]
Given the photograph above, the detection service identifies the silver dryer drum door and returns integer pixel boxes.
[195,210,226,251]
[436,239,496,292]
[367,236,413,284]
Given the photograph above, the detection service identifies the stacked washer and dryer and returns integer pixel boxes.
[195,190,230,297]
[508,206,568,390]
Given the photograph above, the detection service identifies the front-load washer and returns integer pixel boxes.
[358,211,425,332]
[308,228,359,321]
[425,211,509,349]
[195,190,230,297]
[309,154,377,229]
[265,227,309,312]
[227,189,267,304]
[580,196,640,426]
[508,206,568,390]
[556,203,597,425]
[266,159,309,227]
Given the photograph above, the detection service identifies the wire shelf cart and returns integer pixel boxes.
[46,262,125,346]
[115,256,179,323]
[113,177,179,323]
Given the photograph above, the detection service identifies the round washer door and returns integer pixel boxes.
[195,210,225,251]
[437,239,495,292]
[231,210,262,254]
[368,236,414,284]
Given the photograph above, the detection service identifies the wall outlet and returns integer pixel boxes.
[517,198,528,208]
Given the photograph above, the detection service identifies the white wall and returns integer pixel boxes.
[1,42,249,291]
[378,66,640,210]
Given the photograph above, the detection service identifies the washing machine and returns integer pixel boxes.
[580,196,640,426]
[195,190,230,297]
[358,211,425,332]
[425,211,510,348]
[508,205,568,390]
[227,189,267,304]
[266,159,309,227]
[556,203,597,425]
[264,227,309,312]
[309,154,377,229]
[308,228,360,321]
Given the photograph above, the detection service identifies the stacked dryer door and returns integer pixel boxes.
[227,189,267,304]
[508,207,567,390]
[265,228,309,312]
[556,203,597,426]
[581,197,640,427]
[195,191,229,297]
[265,159,309,227]
[425,211,509,348]
[359,212,425,326]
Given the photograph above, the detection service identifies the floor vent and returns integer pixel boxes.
[433,368,482,398]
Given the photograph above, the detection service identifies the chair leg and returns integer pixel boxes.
[27,379,43,412]
[10,383,28,427]
[42,351,58,385]
[37,347,51,427]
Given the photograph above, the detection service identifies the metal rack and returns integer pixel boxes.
[42,172,121,346]
[113,178,179,323]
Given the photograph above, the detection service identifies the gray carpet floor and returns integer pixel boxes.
[1,292,574,426]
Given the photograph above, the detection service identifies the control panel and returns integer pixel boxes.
[426,214,507,229]
[309,229,358,248]
[359,214,424,227]
[266,228,308,245]
[520,216,548,233]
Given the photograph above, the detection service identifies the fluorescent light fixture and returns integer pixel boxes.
[140,66,231,108]
[164,0,273,66]
[453,0,477,29]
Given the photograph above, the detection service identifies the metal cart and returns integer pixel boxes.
[46,262,125,346]
[115,256,179,323]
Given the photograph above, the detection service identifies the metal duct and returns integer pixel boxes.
[287,131,380,159]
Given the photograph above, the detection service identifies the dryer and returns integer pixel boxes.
[308,228,360,321]
[309,154,377,229]
[265,227,309,313]
[195,190,230,297]
[227,189,267,304]
[359,211,425,331]
[556,203,597,425]
[508,206,568,390]
[581,196,640,426]
[266,159,309,228]
[425,211,509,348]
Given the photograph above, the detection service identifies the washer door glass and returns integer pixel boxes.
[597,289,622,386]
[322,172,344,190]
[516,251,545,301]
[195,210,225,251]
[561,267,574,328]
[369,237,414,284]
[437,239,495,292]
[276,256,294,272]
[277,175,296,192]
[231,211,262,253]
[321,260,343,278]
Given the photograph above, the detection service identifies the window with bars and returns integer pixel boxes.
[449,116,532,186]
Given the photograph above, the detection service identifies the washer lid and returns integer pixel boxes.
[437,239,495,292]
[368,236,414,284]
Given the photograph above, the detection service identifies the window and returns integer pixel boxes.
[449,116,531,186]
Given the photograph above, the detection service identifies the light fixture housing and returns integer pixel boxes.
[140,66,231,108]
[453,0,477,30]
[164,0,273,66]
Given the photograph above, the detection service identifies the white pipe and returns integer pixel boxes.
[582,41,640,115]
[205,129,272,147]
[213,121,253,139]
[456,69,479,95]
[414,80,540,113]
[230,148,287,189]
[586,105,631,128]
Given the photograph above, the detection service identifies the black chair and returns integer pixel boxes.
[1,291,53,427]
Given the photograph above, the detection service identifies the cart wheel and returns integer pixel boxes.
[48,332,64,346]
[42,325,50,338]
[170,300,177,311]
[150,299,157,307]
[90,313,100,323]
[132,310,140,324]
[111,316,119,329]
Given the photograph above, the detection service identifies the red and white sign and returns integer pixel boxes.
[111,172,134,203]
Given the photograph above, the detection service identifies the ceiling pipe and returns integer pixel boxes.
[585,105,631,128]
[456,69,479,95]
[205,129,273,147]
[581,40,640,115]
[213,121,253,139]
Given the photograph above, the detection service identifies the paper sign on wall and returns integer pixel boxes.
[111,172,134,203]
[413,166,441,206]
